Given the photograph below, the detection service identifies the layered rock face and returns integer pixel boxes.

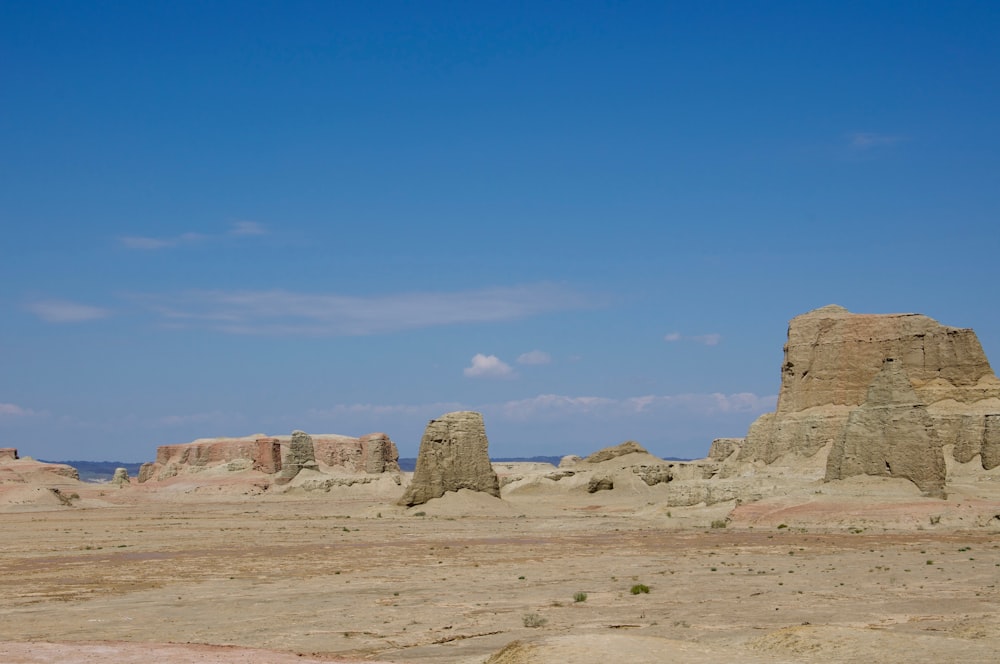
[0,448,19,461]
[398,411,500,507]
[138,431,400,482]
[739,305,1000,494]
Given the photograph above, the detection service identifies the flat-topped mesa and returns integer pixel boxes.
[738,305,1000,495]
[776,304,998,413]
[137,431,401,483]
[398,411,500,507]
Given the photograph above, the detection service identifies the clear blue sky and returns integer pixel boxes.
[2,2,998,462]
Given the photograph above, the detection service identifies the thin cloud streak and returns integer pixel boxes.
[133,283,595,336]
[27,300,111,323]
[664,332,722,346]
[306,392,776,423]
[517,350,552,365]
[847,132,908,150]
[0,403,39,417]
[118,222,267,250]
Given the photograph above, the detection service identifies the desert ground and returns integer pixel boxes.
[3,476,1000,664]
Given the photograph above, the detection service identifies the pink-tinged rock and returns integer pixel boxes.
[139,432,401,482]
[253,438,282,474]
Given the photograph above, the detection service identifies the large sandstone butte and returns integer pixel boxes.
[138,431,400,483]
[398,411,500,507]
[738,305,1000,495]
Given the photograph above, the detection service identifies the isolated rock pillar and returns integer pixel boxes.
[398,411,500,506]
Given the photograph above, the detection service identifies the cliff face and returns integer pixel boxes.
[738,305,1000,495]
[138,432,400,483]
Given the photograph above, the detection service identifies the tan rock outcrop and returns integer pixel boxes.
[398,411,500,507]
[0,448,18,461]
[111,467,130,488]
[583,440,648,463]
[274,430,319,485]
[826,359,945,496]
[738,305,1000,494]
[138,431,400,482]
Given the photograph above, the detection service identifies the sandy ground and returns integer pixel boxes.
[2,484,1000,663]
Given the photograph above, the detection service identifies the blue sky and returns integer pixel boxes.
[2,2,999,462]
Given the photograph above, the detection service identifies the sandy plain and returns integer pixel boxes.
[2,477,1000,664]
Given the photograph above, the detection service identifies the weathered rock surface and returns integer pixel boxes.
[111,467,130,488]
[737,305,1000,494]
[0,448,18,461]
[398,411,500,507]
[274,430,319,485]
[583,440,648,463]
[827,359,946,496]
[139,431,400,483]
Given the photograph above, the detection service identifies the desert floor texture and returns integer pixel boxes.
[3,484,1000,663]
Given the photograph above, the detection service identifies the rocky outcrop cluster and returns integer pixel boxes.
[398,411,500,506]
[138,431,400,482]
[737,305,1000,495]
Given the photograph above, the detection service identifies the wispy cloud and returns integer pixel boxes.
[664,332,721,346]
[119,222,267,250]
[847,132,908,151]
[133,283,594,336]
[0,403,39,417]
[490,392,774,420]
[304,391,776,424]
[307,401,464,419]
[517,350,552,365]
[27,300,111,323]
[464,354,515,379]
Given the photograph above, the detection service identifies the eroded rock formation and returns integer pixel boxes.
[138,431,400,482]
[398,411,500,506]
[738,305,1000,495]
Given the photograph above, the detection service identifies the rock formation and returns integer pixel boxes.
[737,305,1000,495]
[274,430,319,485]
[111,467,130,488]
[138,431,400,483]
[0,448,18,461]
[398,411,500,506]
[583,440,648,463]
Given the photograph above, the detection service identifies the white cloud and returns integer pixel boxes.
[307,401,464,419]
[119,222,267,249]
[27,300,111,323]
[664,332,721,346]
[847,132,908,150]
[692,333,722,346]
[0,403,38,417]
[229,221,267,236]
[517,350,552,365]
[132,283,593,336]
[464,354,515,379]
[488,392,774,420]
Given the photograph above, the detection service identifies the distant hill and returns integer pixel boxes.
[43,460,145,483]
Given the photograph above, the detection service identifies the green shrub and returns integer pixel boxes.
[573,591,587,603]
[711,519,727,529]
[522,613,547,628]
[630,584,650,595]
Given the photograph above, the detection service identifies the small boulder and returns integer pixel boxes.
[111,467,130,488]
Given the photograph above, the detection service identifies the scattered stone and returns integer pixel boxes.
[587,476,614,493]
[398,411,500,507]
